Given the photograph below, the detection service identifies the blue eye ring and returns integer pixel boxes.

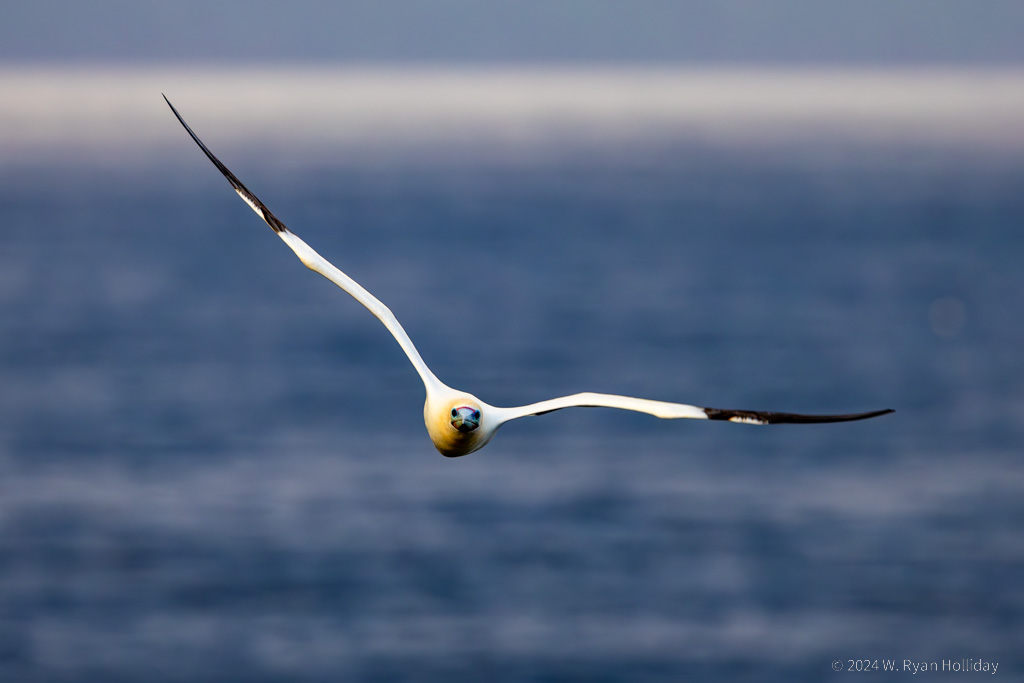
[451,408,458,418]
[472,410,481,420]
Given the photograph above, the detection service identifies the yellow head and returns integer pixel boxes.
[424,396,493,457]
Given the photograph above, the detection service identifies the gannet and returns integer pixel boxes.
[164,96,893,457]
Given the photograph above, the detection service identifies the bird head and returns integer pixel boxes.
[425,395,498,457]
[450,404,482,433]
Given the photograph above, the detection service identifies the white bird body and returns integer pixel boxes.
[164,96,893,457]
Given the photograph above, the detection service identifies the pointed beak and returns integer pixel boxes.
[451,406,481,433]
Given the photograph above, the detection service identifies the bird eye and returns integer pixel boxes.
[451,408,458,418]
[473,410,481,420]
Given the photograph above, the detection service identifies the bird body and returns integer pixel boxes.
[164,95,893,458]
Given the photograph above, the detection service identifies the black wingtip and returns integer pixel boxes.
[162,94,291,235]
[162,94,182,120]
[705,407,895,425]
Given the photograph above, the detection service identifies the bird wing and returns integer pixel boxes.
[495,391,893,425]
[163,95,442,392]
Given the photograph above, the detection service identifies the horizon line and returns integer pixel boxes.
[3,66,1024,160]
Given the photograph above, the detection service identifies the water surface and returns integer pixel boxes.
[1,143,1021,681]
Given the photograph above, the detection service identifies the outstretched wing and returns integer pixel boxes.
[163,95,442,391]
[495,392,893,425]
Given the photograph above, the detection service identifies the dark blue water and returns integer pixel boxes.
[1,143,1022,681]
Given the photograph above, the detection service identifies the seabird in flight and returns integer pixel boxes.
[163,95,893,457]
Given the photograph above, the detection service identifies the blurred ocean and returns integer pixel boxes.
[1,78,1023,680]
